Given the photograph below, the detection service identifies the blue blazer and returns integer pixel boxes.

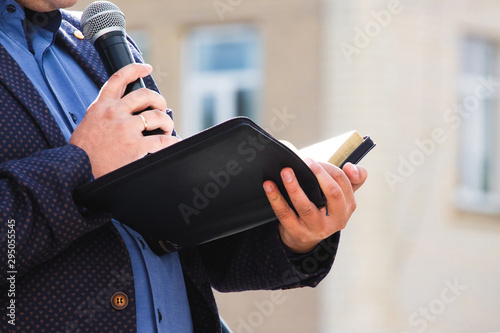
[0,10,339,332]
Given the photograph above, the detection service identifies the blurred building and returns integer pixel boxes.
[74,0,500,332]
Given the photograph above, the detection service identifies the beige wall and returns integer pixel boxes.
[320,0,500,332]
[72,0,500,332]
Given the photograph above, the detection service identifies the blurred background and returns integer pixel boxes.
[74,0,500,332]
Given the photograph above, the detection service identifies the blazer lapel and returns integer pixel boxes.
[0,10,106,149]
[56,11,108,89]
[0,43,66,148]
[57,10,158,92]
[0,10,158,150]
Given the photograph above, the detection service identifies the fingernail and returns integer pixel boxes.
[263,183,273,193]
[304,158,314,167]
[348,163,359,177]
[283,169,294,183]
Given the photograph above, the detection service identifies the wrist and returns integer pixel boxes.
[278,225,320,254]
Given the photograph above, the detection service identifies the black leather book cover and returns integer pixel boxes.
[74,117,374,254]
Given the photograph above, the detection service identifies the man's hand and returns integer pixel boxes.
[70,64,179,178]
[263,160,367,254]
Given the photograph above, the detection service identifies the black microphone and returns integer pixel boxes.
[81,1,163,134]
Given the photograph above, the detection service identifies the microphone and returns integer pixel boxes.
[81,1,163,135]
[81,1,144,95]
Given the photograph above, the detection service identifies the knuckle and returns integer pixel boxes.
[350,199,357,212]
[331,169,346,183]
[153,109,164,118]
[158,134,169,146]
[324,183,342,199]
[110,70,124,82]
[149,89,161,98]
[136,87,150,99]
[268,192,283,204]
[110,66,136,84]
[126,89,149,109]
[157,96,168,109]
[274,209,290,221]
[298,204,315,218]
[158,134,177,147]
[286,183,301,196]
[308,161,323,175]
[154,109,170,124]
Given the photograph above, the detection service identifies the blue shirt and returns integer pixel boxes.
[0,2,193,332]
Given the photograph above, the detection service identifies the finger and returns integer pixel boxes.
[280,168,323,224]
[305,159,352,216]
[134,110,175,135]
[100,63,153,100]
[343,163,367,192]
[263,180,302,231]
[139,135,180,155]
[316,161,355,203]
[119,88,168,115]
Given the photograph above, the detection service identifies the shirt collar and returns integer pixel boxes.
[25,8,62,34]
[0,0,61,51]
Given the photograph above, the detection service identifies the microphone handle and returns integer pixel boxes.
[94,31,163,135]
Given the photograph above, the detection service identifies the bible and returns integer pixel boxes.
[74,117,375,254]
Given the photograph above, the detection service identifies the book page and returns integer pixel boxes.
[280,131,363,166]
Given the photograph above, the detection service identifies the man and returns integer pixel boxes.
[0,0,367,331]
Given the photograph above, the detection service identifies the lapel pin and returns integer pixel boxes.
[74,30,85,40]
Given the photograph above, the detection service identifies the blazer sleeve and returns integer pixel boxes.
[0,145,110,287]
[197,221,340,292]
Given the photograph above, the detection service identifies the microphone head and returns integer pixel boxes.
[81,1,126,43]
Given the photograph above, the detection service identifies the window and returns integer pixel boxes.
[456,36,500,214]
[182,25,262,136]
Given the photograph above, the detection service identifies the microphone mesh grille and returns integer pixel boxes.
[81,1,126,42]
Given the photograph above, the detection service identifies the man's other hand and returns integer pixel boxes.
[263,160,367,254]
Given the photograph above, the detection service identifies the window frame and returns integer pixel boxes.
[181,24,263,136]
[455,36,500,214]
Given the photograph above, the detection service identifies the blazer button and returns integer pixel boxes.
[111,292,129,310]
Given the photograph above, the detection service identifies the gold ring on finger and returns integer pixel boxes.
[139,114,148,131]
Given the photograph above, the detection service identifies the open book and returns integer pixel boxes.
[281,130,366,167]
[74,117,375,254]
